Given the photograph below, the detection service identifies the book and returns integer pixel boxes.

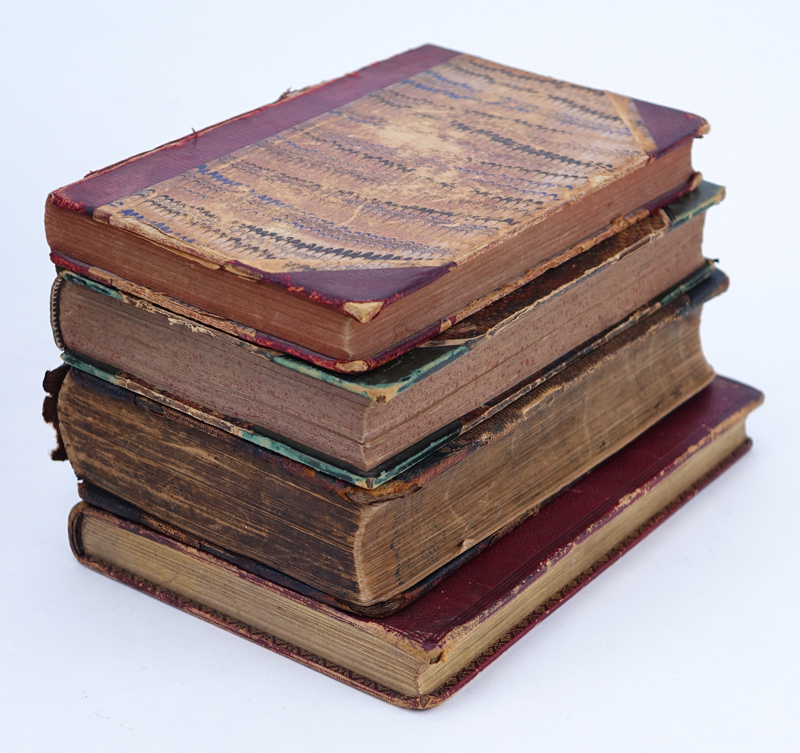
[51,274,723,609]
[46,45,709,371]
[52,182,723,475]
[68,376,764,708]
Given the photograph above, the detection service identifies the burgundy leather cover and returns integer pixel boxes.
[633,98,709,159]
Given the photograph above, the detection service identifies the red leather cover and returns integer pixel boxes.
[632,98,709,158]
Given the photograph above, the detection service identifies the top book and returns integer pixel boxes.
[46,45,708,372]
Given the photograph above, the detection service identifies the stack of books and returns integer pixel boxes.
[43,45,763,708]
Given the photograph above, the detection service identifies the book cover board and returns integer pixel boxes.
[52,183,724,476]
[47,45,709,369]
[69,377,763,708]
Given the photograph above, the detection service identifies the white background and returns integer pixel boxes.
[1,1,798,750]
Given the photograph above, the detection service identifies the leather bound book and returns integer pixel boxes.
[52,183,724,476]
[46,45,709,371]
[51,271,725,609]
[68,376,764,708]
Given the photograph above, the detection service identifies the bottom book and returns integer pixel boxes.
[68,377,763,709]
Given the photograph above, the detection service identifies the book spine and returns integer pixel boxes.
[42,363,69,461]
[49,45,460,215]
